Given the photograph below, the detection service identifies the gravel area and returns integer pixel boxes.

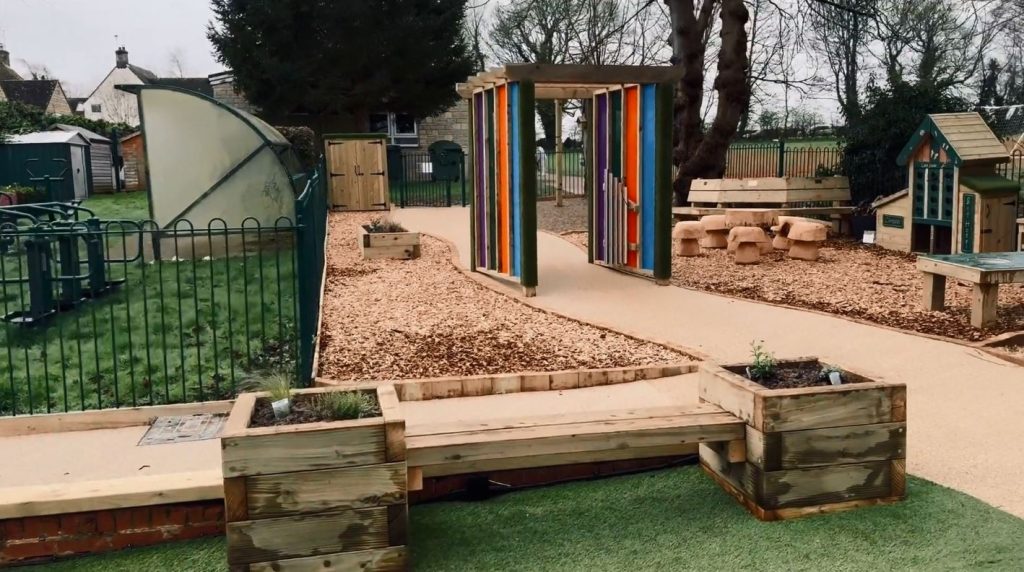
[318,212,691,382]
[558,233,1024,341]
[537,197,588,234]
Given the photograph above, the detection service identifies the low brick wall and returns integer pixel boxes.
[1,500,224,566]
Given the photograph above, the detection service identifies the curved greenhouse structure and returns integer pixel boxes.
[118,84,302,228]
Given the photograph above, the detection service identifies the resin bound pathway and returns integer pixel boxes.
[393,206,1024,519]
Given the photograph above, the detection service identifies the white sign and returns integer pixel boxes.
[863,230,876,245]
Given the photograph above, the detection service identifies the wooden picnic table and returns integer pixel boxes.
[918,252,1024,328]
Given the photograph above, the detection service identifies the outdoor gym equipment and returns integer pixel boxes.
[0,205,138,326]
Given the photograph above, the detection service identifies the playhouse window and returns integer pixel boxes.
[370,112,419,147]
[91,103,102,113]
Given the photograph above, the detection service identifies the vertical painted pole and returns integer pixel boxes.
[555,98,564,207]
[584,98,595,264]
[653,83,673,285]
[468,94,477,272]
[519,81,538,296]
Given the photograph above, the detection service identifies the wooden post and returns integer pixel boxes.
[971,283,999,328]
[921,273,946,311]
[555,98,564,207]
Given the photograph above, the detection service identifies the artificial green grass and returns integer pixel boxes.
[81,192,151,222]
[29,466,1024,571]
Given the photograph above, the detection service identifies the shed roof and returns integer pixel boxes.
[897,112,1008,167]
[5,131,90,146]
[959,174,1020,194]
[50,123,110,143]
[456,64,683,99]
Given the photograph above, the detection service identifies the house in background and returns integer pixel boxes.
[0,80,72,115]
[79,47,213,126]
[208,71,469,154]
[0,44,72,115]
[49,124,116,193]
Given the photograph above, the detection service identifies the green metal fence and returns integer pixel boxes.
[390,152,468,207]
[0,163,328,416]
[724,141,844,178]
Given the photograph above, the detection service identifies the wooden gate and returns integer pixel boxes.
[325,135,389,211]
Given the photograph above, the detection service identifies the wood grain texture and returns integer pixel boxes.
[420,444,697,477]
[761,461,892,509]
[223,477,249,522]
[245,463,407,519]
[0,400,233,437]
[226,507,389,565]
[376,385,406,462]
[697,365,759,426]
[746,423,906,470]
[249,546,407,572]
[699,442,759,500]
[408,413,743,467]
[779,423,905,469]
[222,422,386,478]
[760,388,892,432]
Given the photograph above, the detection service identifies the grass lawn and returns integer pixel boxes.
[81,191,151,221]
[0,237,297,415]
[30,466,1024,571]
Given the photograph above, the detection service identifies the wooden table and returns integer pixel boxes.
[918,252,1024,328]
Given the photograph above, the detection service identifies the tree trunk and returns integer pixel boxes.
[671,0,750,205]
[536,100,556,148]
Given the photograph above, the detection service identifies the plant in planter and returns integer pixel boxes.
[698,343,907,521]
[221,384,408,570]
[360,217,421,260]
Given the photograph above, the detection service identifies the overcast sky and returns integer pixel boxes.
[0,0,222,97]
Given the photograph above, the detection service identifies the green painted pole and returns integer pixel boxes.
[519,81,538,296]
[653,83,673,285]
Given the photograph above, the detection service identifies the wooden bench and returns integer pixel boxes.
[405,404,745,489]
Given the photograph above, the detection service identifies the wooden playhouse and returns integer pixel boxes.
[874,112,1019,254]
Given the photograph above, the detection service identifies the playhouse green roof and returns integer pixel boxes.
[959,174,1020,194]
[897,113,1008,167]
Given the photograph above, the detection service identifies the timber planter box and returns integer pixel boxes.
[698,358,907,521]
[221,385,408,571]
[360,225,421,260]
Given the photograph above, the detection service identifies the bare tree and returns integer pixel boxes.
[488,0,670,143]
[167,48,188,78]
[19,60,54,80]
[802,0,872,121]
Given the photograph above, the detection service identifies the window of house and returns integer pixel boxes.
[369,112,419,147]
[91,103,102,113]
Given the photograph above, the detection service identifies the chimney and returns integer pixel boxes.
[0,44,9,67]
[115,46,129,68]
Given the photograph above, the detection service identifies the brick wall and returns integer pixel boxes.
[0,500,224,566]
[211,82,258,114]
[414,99,470,154]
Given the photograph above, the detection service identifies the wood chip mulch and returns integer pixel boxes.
[560,233,1024,342]
[536,197,588,234]
[317,213,691,382]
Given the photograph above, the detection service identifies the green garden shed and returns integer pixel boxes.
[0,131,92,201]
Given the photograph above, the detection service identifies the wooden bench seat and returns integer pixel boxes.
[405,404,745,483]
